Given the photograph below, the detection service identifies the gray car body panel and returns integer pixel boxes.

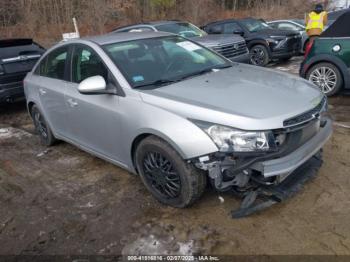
[25,32,327,176]
[140,63,323,130]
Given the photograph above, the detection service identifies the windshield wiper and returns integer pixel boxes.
[134,79,179,89]
[133,64,232,89]
[179,64,233,81]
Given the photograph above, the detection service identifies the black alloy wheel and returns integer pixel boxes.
[143,151,181,199]
[250,45,269,66]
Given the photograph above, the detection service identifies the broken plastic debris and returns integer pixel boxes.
[37,149,50,157]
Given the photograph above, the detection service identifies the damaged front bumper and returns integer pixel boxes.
[194,117,333,217]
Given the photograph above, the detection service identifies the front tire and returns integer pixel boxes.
[306,62,343,96]
[31,105,56,146]
[135,136,207,208]
[250,44,270,66]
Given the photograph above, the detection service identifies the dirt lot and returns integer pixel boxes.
[0,57,350,256]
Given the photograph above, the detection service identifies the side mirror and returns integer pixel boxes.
[78,75,107,95]
[233,30,244,36]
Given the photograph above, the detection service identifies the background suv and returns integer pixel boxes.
[268,19,308,53]
[112,20,250,63]
[202,18,302,66]
[0,38,45,104]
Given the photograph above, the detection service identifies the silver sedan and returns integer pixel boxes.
[24,32,332,216]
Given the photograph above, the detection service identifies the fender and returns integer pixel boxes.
[116,95,219,172]
[246,39,269,50]
[301,54,350,90]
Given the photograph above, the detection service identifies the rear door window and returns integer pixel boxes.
[39,46,69,80]
[277,22,300,31]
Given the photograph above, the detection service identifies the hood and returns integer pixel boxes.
[139,64,324,130]
[191,34,245,47]
[252,28,299,37]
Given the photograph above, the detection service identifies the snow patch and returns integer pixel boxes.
[0,127,32,140]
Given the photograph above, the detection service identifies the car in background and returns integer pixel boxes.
[112,20,250,63]
[0,38,45,104]
[202,18,302,66]
[268,19,309,53]
[328,7,350,22]
[300,11,350,96]
[24,32,332,217]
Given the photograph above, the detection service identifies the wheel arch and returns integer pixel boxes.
[247,40,269,51]
[302,55,349,90]
[130,130,190,174]
[27,101,36,115]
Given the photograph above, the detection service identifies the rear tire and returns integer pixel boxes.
[306,62,343,96]
[135,136,207,208]
[31,105,56,146]
[250,44,270,66]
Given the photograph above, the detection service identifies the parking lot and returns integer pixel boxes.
[0,56,350,256]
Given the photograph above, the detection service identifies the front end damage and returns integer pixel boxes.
[192,116,333,218]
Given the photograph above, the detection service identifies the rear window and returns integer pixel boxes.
[0,39,33,48]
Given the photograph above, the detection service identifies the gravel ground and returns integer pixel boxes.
[0,57,349,256]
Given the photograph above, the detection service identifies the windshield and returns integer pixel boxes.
[241,19,271,32]
[103,36,230,88]
[155,22,207,38]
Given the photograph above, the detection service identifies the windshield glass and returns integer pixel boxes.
[103,36,230,88]
[155,22,207,38]
[241,19,271,32]
[291,19,305,27]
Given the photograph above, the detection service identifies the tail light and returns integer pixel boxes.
[304,40,314,58]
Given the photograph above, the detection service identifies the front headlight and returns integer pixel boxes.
[193,121,276,153]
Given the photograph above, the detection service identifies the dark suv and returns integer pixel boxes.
[0,39,45,104]
[202,18,302,66]
[112,21,250,63]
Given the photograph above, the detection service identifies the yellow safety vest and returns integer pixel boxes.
[306,11,326,30]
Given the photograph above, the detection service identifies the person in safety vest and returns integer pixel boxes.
[306,4,328,41]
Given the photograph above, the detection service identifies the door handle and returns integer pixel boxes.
[39,88,47,95]
[67,98,78,107]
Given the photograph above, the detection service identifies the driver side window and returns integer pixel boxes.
[72,46,108,83]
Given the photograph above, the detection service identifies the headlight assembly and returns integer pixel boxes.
[267,36,287,48]
[192,120,277,153]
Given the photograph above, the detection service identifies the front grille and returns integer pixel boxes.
[283,96,327,128]
[212,41,247,59]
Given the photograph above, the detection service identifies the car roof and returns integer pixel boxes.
[82,31,174,46]
[113,20,183,31]
[206,17,256,26]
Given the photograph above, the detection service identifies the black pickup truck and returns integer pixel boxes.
[0,39,45,104]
